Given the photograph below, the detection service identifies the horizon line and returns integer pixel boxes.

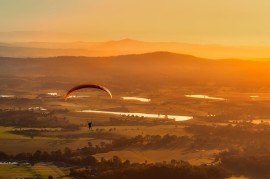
[1,38,270,47]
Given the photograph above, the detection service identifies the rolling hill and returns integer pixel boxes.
[1,52,270,91]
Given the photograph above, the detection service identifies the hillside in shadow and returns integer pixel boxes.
[1,51,270,90]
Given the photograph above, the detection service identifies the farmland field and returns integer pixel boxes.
[0,163,69,179]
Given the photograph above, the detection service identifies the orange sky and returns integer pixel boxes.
[1,0,270,45]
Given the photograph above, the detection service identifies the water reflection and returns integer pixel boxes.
[250,96,259,98]
[47,92,59,96]
[185,95,225,100]
[0,95,15,98]
[122,97,151,102]
[78,110,192,122]
[28,107,47,111]
[67,95,89,99]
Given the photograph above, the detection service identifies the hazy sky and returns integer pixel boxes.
[1,0,270,44]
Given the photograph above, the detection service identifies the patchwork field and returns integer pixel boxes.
[94,149,217,165]
[0,163,69,179]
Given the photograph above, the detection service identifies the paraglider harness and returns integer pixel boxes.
[88,121,92,129]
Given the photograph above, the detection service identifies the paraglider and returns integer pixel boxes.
[64,84,112,101]
[64,84,112,129]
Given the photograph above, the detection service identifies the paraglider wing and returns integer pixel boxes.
[64,84,112,100]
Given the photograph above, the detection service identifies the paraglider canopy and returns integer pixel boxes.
[64,84,112,101]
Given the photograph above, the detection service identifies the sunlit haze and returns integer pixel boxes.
[2,1,270,178]
[1,0,270,45]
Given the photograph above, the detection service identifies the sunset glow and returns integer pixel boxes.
[1,0,270,45]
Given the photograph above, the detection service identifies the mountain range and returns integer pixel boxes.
[1,52,270,90]
[1,38,270,59]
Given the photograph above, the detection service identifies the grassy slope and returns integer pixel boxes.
[0,163,69,179]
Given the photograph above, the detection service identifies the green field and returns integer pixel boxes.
[0,124,189,154]
[94,149,217,165]
[0,163,69,179]
[0,127,29,140]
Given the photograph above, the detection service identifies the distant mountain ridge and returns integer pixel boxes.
[1,39,270,59]
[1,52,270,90]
